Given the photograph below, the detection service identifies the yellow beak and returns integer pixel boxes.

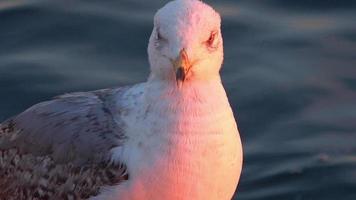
[173,48,191,84]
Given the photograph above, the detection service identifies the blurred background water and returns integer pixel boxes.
[0,0,356,199]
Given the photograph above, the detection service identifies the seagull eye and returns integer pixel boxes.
[206,31,218,49]
[155,29,163,40]
[154,28,165,48]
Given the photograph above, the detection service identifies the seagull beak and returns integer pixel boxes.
[173,48,191,85]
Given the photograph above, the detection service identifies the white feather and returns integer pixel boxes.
[94,1,243,199]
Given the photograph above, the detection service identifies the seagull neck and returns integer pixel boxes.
[144,76,227,104]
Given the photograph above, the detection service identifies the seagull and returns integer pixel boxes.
[0,0,243,199]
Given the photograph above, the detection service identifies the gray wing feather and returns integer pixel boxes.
[0,87,129,199]
[0,88,126,165]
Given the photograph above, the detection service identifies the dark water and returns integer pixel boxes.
[1,0,356,199]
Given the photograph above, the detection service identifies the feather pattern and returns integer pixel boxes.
[0,87,131,199]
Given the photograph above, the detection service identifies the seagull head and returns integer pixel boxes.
[148,0,223,86]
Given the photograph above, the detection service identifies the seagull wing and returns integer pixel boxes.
[0,87,129,199]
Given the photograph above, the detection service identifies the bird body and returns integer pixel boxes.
[93,80,242,200]
[0,0,243,199]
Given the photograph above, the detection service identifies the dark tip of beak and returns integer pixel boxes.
[176,67,186,82]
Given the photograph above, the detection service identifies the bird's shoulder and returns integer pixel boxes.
[0,86,135,163]
[0,85,141,199]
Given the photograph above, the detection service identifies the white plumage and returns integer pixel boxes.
[0,0,243,200]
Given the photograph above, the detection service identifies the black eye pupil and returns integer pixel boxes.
[208,32,216,45]
[157,31,162,40]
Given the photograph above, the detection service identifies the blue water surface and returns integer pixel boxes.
[0,0,356,199]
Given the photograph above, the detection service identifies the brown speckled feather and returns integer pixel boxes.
[0,87,130,200]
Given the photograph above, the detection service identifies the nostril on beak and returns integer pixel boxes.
[180,48,189,62]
